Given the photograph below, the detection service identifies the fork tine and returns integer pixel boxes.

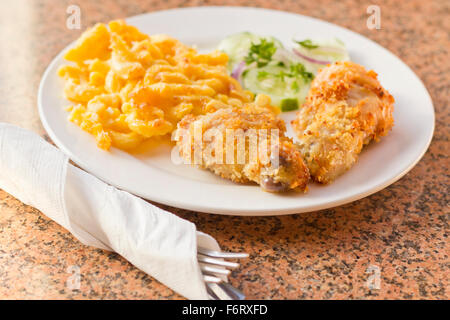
[200,264,231,276]
[197,255,240,269]
[198,247,249,259]
[199,247,248,300]
[206,283,233,300]
[203,274,223,283]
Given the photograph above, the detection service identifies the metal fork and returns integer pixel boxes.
[197,247,248,300]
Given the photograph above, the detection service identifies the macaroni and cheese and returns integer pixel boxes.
[58,20,254,150]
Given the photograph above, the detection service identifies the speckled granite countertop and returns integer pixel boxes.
[0,0,448,299]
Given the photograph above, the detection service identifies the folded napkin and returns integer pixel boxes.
[0,123,220,300]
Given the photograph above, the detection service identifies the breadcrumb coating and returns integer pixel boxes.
[292,61,394,183]
[175,105,310,192]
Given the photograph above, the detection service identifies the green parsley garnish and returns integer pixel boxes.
[275,70,287,82]
[257,70,270,80]
[295,39,319,49]
[245,39,277,67]
[256,63,313,85]
[290,63,314,82]
[291,81,300,92]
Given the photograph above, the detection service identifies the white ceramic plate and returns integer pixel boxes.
[38,7,434,216]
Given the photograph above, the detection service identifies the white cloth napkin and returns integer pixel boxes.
[0,123,220,300]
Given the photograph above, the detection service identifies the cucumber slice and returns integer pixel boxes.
[218,32,283,71]
[293,38,350,73]
[307,38,349,61]
[242,65,309,109]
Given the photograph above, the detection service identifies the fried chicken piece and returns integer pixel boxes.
[174,104,310,192]
[292,61,394,183]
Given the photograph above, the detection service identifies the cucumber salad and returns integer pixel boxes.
[217,32,350,111]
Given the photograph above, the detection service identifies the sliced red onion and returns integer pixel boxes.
[293,48,331,65]
[231,61,246,81]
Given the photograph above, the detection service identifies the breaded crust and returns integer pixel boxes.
[292,61,394,183]
[175,105,310,192]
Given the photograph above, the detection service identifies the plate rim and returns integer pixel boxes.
[38,6,435,216]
